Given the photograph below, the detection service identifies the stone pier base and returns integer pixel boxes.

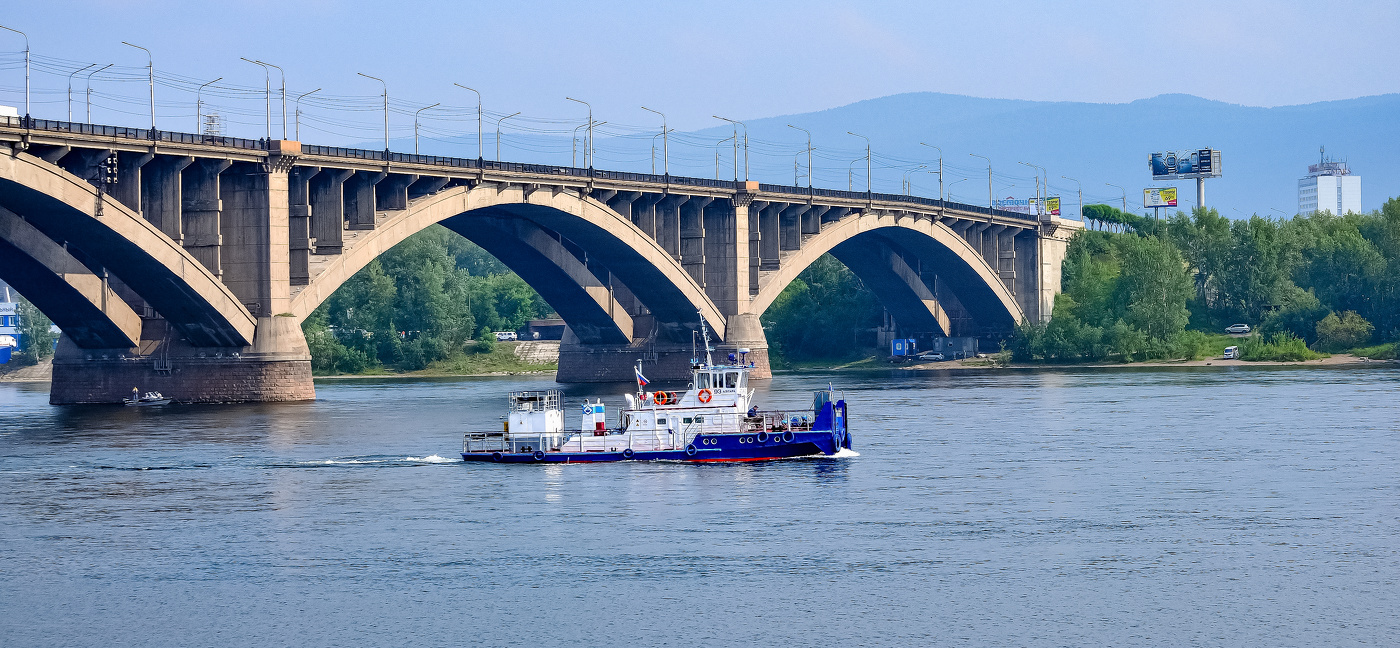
[556,315,771,384]
[50,353,314,404]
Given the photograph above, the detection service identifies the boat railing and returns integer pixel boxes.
[463,431,509,454]
[742,410,817,433]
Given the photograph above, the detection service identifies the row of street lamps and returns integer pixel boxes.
[0,26,1098,214]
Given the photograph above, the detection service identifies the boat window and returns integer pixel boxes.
[683,417,693,424]
[694,415,705,423]
[695,373,711,389]
[725,372,739,388]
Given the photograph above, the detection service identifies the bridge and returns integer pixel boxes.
[0,116,1080,403]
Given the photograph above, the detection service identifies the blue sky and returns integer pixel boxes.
[3,1,1396,133]
[2,1,1397,213]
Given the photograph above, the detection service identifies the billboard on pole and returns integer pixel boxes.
[1143,187,1178,208]
[991,196,1061,217]
[1149,149,1222,180]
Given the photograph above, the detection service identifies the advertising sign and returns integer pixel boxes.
[991,197,1060,216]
[1143,187,1178,208]
[1149,149,1222,180]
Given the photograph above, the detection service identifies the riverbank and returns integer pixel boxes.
[314,340,559,380]
[901,352,1393,371]
[0,357,52,382]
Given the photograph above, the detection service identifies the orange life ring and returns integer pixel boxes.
[654,391,670,405]
[697,389,713,403]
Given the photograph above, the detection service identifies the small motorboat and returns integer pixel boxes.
[124,390,172,406]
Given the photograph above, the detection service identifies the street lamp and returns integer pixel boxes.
[254,59,286,139]
[1018,162,1046,216]
[1106,183,1127,212]
[0,25,29,119]
[1061,176,1083,221]
[902,165,927,195]
[716,135,734,180]
[848,157,864,191]
[948,178,969,202]
[414,102,440,155]
[566,97,593,167]
[84,64,111,125]
[68,64,96,122]
[571,121,605,167]
[787,124,813,189]
[848,131,871,193]
[969,153,992,208]
[1270,207,1288,217]
[121,41,154,131]
[453,83,483,160]
[919,143,943,201]
[242,58,271,139]
[495,111,521,162]
[641,106,669,176]
[294,88,320,141]
[357,72,388,151]
[196,77,223,134]
[714,116,749,180]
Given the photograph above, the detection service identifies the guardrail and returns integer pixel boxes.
[2,116,1040,223]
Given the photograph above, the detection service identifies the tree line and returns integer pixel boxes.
[1013,199,1400,361]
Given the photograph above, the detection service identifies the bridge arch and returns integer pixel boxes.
[0,152,256,347]
[289,183,727,342]
[750,211,1025,333]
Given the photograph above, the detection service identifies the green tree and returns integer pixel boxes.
[1315,311,1374,352]
[15,296,57,363]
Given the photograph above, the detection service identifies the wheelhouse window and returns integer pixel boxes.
[724,372,739,388]
[695,373,711,389]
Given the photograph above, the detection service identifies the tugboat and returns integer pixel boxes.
[461,322,851,463]
[124,388,172,406]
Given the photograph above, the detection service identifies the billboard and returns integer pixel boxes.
[991,196,1060,216]
[1143,187,1178,208]
[1149,149,1222,180]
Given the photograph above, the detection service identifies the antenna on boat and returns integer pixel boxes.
[697,310,714,367]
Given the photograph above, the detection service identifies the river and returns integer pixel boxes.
[1,366,1397,647]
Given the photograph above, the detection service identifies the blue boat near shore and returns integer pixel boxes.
[462,325,851,464]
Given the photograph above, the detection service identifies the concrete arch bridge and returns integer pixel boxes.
[0,118,1079,403]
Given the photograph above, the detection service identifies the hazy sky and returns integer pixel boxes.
[2,0,1397,137]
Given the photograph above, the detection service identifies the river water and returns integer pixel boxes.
[1,366,1397,647]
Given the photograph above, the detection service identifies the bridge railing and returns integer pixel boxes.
[4,116,1034,222]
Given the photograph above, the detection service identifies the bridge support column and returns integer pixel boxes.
[1034,217,1082,322]
[715,185,769,378]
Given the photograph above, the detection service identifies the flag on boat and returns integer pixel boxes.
[635,365,649,388]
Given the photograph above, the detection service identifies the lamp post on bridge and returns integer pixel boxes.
[243,58,272,140]
[196,77,223,135]
[253,59,286,140]
[121,41,155,132]
[0,25,29,120]
[1061,176,1083,222]
[902,165,927,195]
[452,84,483,161]
[847,131,871,194]
[357,72,388,152]
[969,153,992,210]
[787,124,813,189]
[947,178,969,203]
[68,64,96,122]
[414,102,440,155]
[1106,183,1127,212]
[919,143,943,201]
[714,116,749,181]
[294,88,319,141]
[1018,162,1046,217]
[641,106,669,177]
[716,135,734,180]
[495,111,521,162]
[572,121,606,168]
[84,64,111,125]
[566,97,593,168]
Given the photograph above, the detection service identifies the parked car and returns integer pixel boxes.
[918,352,946,362]
[1223,346,1240,360]
[1225,323,1251,334]
[494,331,518,341]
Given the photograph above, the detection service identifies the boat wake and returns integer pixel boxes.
[299,454,455,466]
[830,448,861,458]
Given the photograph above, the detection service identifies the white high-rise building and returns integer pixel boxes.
[1298,149,1361,215]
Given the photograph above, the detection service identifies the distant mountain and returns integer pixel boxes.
[401,92,1400,217]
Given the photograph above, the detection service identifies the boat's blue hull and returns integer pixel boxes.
[462,428,851,463]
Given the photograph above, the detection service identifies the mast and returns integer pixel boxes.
[697,311,713,366]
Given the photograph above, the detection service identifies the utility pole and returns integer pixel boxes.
[242,58,271,140]
[848,131,871,194]
[85,64,111,125]
[453,84,483,160]
[68,64,96,122]
[294,88,320,141]
[715,116,749,180]
[566,97,593,167]
[920,143,943,201]
[1106,183,1127,212]
[414,102,439,155]
[788,124,813,188]
[254,59,286,140]
[1061,176,1083,221]
[496,111,520,161]
[122,41,154,131]
[357,72,388,151]
[196,77,223,134]
[641,106,669,176]
[0,26,29,119]
[970,154,992,209]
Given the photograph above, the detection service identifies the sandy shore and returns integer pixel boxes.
[0,357,52,382]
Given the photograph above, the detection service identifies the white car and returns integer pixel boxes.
[1225,324,1251,334]
[1223,345,1240,359]
[493,331,518,341]
[918,352,945,361]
